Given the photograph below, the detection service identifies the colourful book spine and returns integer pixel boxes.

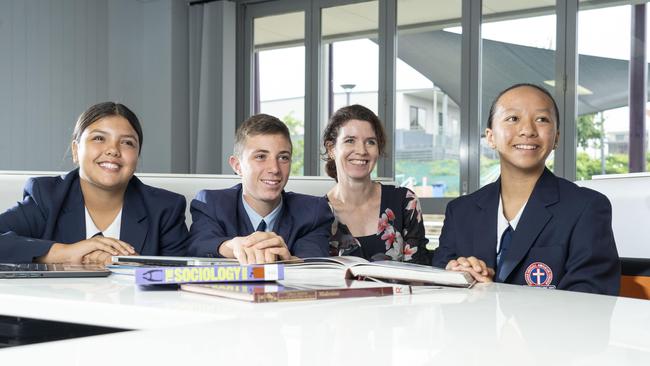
[254,287,394,303]
[180,283,395,303]
[135,264,284,285]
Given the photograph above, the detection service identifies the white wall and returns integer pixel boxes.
[576,173,650,259]
[0,0,189,173]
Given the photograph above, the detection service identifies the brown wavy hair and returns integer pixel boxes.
[321,104,387,181]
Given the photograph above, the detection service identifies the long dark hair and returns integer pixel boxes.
[72,102,143,154]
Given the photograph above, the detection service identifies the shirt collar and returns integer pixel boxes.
[241,195,283,232]
[85,207,122,239]
[496,195,526,251]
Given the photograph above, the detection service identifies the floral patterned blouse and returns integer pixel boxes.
[328,184,430,265]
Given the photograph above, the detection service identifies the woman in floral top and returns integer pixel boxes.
[322,104,430,264]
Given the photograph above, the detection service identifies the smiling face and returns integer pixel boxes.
[71,115,140,192]
[229,133,292,215]
[485,85,559,175]
[327,119,379,182]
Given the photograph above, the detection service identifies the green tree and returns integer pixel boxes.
[576,113,603,149]
[576,152,602,180]
[282,112,304,176]
[576,152,629,180]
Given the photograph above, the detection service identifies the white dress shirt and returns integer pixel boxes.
[85,207,122,239]
[496,195,526,253]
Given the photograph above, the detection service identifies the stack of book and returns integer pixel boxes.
[124,255,475,303]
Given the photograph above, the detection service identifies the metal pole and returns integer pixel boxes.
[629,3,647,172]
[600,112,606,175]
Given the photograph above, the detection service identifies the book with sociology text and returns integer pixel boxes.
[135,264,284,285]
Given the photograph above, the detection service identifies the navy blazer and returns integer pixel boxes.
[0,169,189,263]
[187,184,333,258]
[432,168,620,296]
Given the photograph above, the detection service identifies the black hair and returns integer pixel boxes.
[486,83,560,129]
[72,102,143,154]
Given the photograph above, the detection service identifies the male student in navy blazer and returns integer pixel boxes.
[186,114,333,264]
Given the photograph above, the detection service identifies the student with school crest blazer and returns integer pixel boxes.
[186,114,332,263]
[0,102,189,264]
[432,84,620,296]
[433,167,620,295]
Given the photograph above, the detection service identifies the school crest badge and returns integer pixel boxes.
[524,262,553,286]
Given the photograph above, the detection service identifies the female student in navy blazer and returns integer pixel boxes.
[432,84,620,296]
[0,102,189,264]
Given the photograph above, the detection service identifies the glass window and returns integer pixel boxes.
[319,1,379,175]
[395,0,462,198]
[480,0,557,186]
[409,106,426,130]
[254,12,306,175]
[576,1,650,179]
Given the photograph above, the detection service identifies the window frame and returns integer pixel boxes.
[236,0,648,214]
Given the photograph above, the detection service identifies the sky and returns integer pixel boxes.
[257,4,645,133]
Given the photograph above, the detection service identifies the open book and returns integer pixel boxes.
[284,256,475,288]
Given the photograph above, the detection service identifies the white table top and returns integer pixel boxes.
[1,274,649,365]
